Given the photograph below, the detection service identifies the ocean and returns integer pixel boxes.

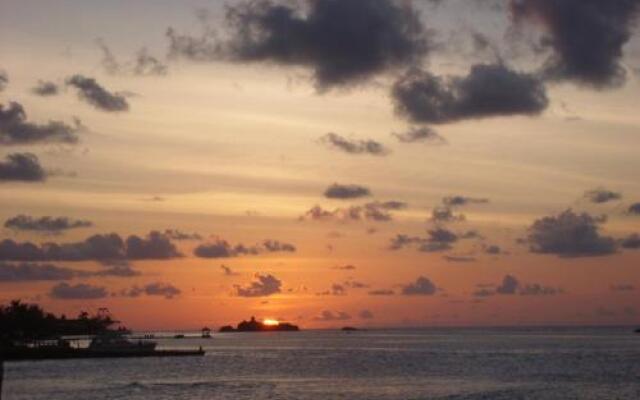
[3,327,639,399]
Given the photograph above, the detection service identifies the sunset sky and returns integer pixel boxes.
[1,0,639,330]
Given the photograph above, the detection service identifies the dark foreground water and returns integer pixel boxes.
[4,327,640,400]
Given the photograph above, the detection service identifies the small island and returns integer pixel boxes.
[219,316,299,332]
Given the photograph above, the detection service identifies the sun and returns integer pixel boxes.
[262,318,280,326]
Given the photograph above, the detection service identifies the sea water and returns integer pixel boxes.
[3,327,640,399]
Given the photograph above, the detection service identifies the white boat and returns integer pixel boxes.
[88,331,156,352]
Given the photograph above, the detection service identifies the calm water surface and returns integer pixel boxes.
[4,327,640,399]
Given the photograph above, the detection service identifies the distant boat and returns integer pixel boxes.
[174,334,186,339]
[341,326,358,332]
[634,328,640,334]
[89,331,156,353]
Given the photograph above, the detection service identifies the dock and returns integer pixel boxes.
[3,347,205,361]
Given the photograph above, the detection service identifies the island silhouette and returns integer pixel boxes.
[219,317,299,332]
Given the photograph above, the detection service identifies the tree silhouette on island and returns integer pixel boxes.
[219,316,300,332]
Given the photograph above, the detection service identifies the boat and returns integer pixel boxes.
[634,328,640,334]
[89,331,157,353]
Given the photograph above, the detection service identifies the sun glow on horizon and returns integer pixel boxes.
[263,318,280,326]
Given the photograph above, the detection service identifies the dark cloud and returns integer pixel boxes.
[368,289,395,296]
[324,183,371,199]
[444,255,476,263]
[4,215,92,233]
[332,264,356,270]
[527,210,616,257]
[392,126,446,144]
[94,264,140,278]
[169,0,429,90]
[359,309,374,320]
[301,201,406,222]
[0,153,47,182]
[194,238,296,258]
[475,275,561,297]
[320,133,390,156]
[620,234,640,249]
[401,276,437,296]
[234,273,282,297]
[0,70,7,91]
[583,188,622,204]
[627,203,640,215]
[510,0,640,88]
[50,282,108,300]
[0,231,182,262]
[484,245,502,255]
[0,102,80,145]
[442,195,489,207]
[125,282,181,299]
[97,39,168,76]
[392,64,548,124]
[429,207,465,223]
[31,81,59,97]
[66,75,129,112]
[389,228,459,253]
[163,229,203,241]
[0,262,81,282]
[519,283,560,296]
[313,310,351,321]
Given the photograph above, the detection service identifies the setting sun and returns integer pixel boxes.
[262,319,280,326]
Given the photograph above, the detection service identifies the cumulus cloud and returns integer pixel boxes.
[474,274,561,297]
[392,126,446,144]
[320,133,390,156]
[50,282,108,299]
[234,273,282,297]
[0,102,80,145]
[66,75,129,112]
[97,39,168,76]
[0,262,82,282]
[0,153,47,182]
[194,238,296,258]
[125,282,181,299]
[526,210,616,257]
[168,0,429,90]
[627,203,640,215]
[324,183,371,199]
[392,64,548,124]
[429,207,465,223]
[301,201,407,223]
[0,70,7,91]
[4,215,92,234]
[442,195,489,207]
[0,231,181,262]
[583,188,622,204]
[31,81,59,97]
[389,228,458,253]
[620,234,640,249]
[162,229,203,241]
[313,310,351,321]
[401,276,437,295]
[510,0,640,88]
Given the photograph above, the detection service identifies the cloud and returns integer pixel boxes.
[368,289,395,296]
[442,196,489,207]
[610,284,635,292]
[301,201,407,222]
[221,264,240,276]
[620,234,640,249]
[0,102,80,145]
[94,264,140,277]
[163,229,203,241]
[392,126,446,144]
[359,309,374,320]
[484,245,502,255]
[50,282,108,299]
[390,228,459,253]
[0,262,81,282]
[0,70,7,91]
[234,273,282,297]
[31,81,59,97]
[429,207,465,223]
[324,183,371,199]
[97,39,168,76]
[627,203,640,215]
[527,209,616,257]
[510,0,640,88]
[391,64,548,124]
[474,275,561,296]
[0,231,182,262]
[332,264,356,271]
[0,153,47,182]
[320,133,390,156]
[313,310,351,321]
[125,282,181,299]
[194,238,296,258]
[66,75,129,112]
[4,215,92,233]
[583,188,622,204]
[519,283,560,296]
[168,0,429,90]
[401,276,437,296]
[444,255,476,263]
